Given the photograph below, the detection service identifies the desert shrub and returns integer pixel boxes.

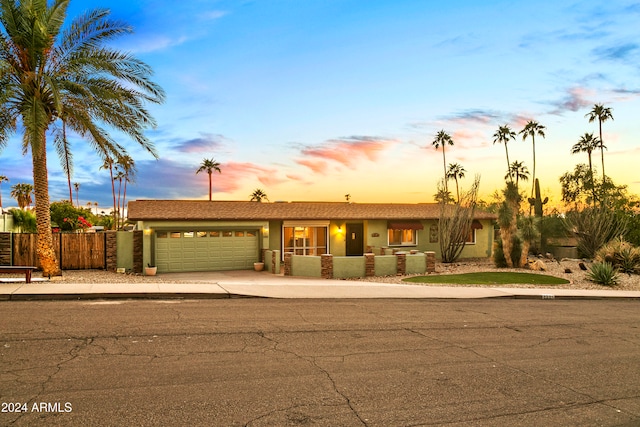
[492,235,522,268]
[587,262,619,286]
[564,207,627,258]
[595,238,640,274]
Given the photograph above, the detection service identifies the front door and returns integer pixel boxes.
[345,223,364,256]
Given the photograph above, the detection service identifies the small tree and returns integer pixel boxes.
[250,188,269,202]
[438,175,480,263]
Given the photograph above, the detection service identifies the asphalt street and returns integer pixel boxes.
[1,299,639,426]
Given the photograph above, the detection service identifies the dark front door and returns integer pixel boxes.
[345,223,364,256]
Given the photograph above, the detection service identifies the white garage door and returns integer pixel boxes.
[155,230,259,273]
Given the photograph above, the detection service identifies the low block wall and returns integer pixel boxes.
[333,256,366,279]
[406,253,427,275]
[374,255,396,276]
[291,255,322,278]
[285,252,437,279]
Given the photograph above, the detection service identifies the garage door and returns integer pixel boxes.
[155,230,259,273]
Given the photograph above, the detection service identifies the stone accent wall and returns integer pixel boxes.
[105,231,117,271]
[284,252,292,276]
[396,252,406,275]
[0,232,11,265]
[365,253,375,277]
[261,248,267,263]
[133,230,143,274]
[425,251,436,273]
[321,254,333,279]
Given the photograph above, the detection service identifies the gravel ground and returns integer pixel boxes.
[16,258,640,291]
[354,258,640,291]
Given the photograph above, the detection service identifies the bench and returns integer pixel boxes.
[0,266,37,283]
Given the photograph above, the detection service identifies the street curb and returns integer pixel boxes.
[4,293,258,301]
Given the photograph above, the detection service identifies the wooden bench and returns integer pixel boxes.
[0,266,37,283]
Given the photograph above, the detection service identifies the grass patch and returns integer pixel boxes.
[403,271,570,285]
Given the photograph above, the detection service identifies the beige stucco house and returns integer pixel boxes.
[128,200,497,274]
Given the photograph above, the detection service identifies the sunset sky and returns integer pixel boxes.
[1,0,639,211]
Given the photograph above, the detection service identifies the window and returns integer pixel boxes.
[283,226,327,256]
[196,231,207,238]
[466,229,476,244]
[170,232,181,238]
[156,231,168,239]
[388,229,417,246]
[210,231,220,237]
[183,231,194,238]
[222,231,233,237]
[235,231,245,237]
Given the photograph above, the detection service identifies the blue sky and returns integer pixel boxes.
[1,0,639,211]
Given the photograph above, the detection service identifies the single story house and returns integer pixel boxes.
[127,200,497,274]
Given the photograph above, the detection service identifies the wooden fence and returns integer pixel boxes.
[10,233,106,270]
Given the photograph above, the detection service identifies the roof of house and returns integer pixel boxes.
[128,200,497,221]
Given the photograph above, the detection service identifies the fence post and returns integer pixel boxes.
[0,232,11,265]
[271,250,280,274]
[284,252,293,276]
[105,231,118,271]
[396,252,406,275]
[133,230,143,274]
[425,251,436,273]
[321,254,333,279]
[365,253,375,277]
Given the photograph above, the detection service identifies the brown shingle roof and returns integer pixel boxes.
[128,200,497,221]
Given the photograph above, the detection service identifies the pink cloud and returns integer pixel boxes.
[297,159,328,174]
[550,86,594,114]
[298,137,397,171]
[209,162,280,193]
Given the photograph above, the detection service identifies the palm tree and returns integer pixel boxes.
[571,133,602,205]
[250,188,269,202]
[0,175,8,212]
[0,1,165,276]
[432,130,454,195]
[446,163,466,203]
[196,158,222,201]
[493,125,516,181]
[73,182,80,207]
[10,183,33,209]
[100,157,118,230]
[116,155,135,229]
[519,120,546,200]
[505,161,529,192]
[585,104,613,181]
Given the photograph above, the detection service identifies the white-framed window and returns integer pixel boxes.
[283,223,328,256]
[388,229,417,246]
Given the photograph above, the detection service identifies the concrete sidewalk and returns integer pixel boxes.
[2,270,640,300]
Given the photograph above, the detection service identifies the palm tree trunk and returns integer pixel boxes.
[599,121,605,181]
[109,165,117,230]
[208,172,212,201]
[504,144,511,182]
[442,146,448,194]
[117,178,122,229]
[455,178,460,203]
[31,141,61,277]
[588,153,596,206]
[122,178,128,226]
[531,138,536,199]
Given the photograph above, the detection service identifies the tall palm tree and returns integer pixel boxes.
[100,156,118,230]
[585,104,613,181]
[0,1,165,276]
[519,120,546,200]
[571,132,602,205]
[432,130,454,195]
[10,183,33,209]
[73,182,80,207]
[446,163,466,203]
[250,188,269,202]
[0,175,8,212]
[196,158,222,201]
[493,125,516,181]
[505,161,529,193]
[116,155,135,229]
